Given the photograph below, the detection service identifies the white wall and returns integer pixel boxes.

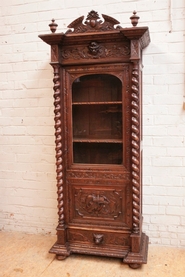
[0,0,185,247]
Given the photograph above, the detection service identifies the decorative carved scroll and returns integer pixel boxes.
[66,10,120,34]
[131,62,140,234]
[67,170,129,180]
[131,40,140,59]
[52,63,65,227]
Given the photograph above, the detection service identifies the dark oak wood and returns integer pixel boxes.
[39,10,150,268]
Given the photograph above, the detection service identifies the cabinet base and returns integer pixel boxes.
[49,232,149,269]
[49,243,70,260]
[123,232,149,267]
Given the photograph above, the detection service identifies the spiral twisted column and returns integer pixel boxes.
[52,63,64,227]
[131,62,140,234]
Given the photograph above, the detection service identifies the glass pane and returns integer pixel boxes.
[72,74,122,103]
[73,142,123,165]
[72,74,123,165]
[73,104,122,140]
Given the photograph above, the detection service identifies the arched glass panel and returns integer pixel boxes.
[72,74,123,164]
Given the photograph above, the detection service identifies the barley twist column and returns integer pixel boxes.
[52,64,64,227]
[131,62,140,234]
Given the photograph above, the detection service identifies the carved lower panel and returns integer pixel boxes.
[68,184,132,228]
[75,188,122,219]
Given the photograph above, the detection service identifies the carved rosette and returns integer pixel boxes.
[131,62,140,234]
[52,63,64,227]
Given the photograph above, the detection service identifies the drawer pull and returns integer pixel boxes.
[93,234,104,245]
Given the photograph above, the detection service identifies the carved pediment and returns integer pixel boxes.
[66,10,120,34]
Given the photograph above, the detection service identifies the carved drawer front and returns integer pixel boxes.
[60,41,130,65]
[68,183,132,228]
[67,228,130,250]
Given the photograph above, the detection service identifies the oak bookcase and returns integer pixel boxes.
[39,10,150,269]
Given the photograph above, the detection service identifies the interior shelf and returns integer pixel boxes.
[73,142,123,164]
[73,138,123,143]
[72,101,122,105]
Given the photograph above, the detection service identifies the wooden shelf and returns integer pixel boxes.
[73,138,123,143]
[72,101,122,105]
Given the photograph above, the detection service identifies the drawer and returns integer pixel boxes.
[67,228,130,247]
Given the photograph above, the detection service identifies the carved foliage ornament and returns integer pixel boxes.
[66,10,120,34]
[131,40,139,59]
[51,45,58,62]
[67,170,129,180]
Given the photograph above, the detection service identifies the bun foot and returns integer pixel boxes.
[129,263,141,269]
[56,254,67,260]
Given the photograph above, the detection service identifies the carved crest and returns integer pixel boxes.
[66,10,120,34]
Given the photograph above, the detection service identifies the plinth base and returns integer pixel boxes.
[49,242,70,260]
[49,232,149,269]
[123,232,149,268]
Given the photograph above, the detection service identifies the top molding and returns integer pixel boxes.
[39,10,150,50]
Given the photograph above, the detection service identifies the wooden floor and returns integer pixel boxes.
[0,231,185,277]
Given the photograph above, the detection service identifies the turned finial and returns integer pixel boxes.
[130,11,140,27]
[49,19,58,33]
